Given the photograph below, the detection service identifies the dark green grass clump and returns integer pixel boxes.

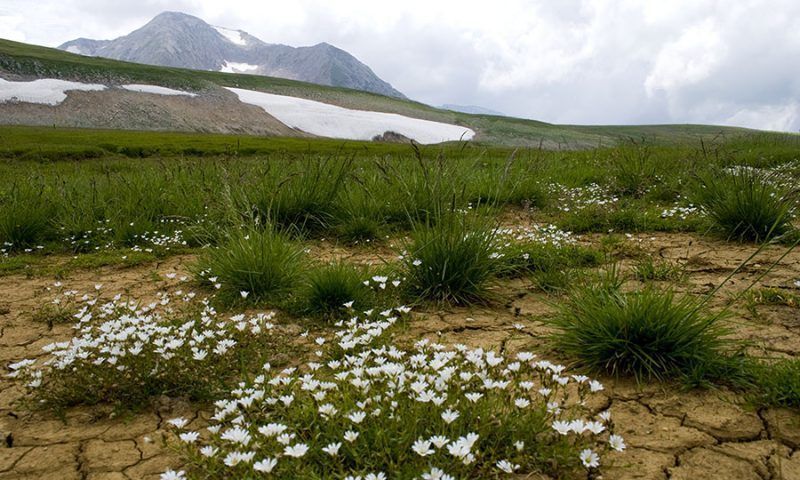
[196,227,306,305]
[403,213,502,304]
[296,262,374,319]
[694,169,798,242]
[551,278,733,381]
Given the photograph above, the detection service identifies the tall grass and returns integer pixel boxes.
[402,212,502,304]
[0,180,56,250]
[694,168,798,242]
[195,227,306,305]
[550,273,735,381]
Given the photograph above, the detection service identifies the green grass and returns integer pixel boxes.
[550,274,737,382]
[744,358,800,408]
[294,262,375,320]
[195,227,306,305]
[402,213,503,304]
[693,168,798,242]
[632,257,685,282]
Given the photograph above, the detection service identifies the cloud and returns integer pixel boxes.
[2,0,799,132]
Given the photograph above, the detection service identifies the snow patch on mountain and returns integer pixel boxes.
[226,87,474,144]
[219,61,259,74]
[121,84,197,96]
[0,78,106,105]
[213,26,247,46]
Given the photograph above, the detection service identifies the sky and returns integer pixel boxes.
[2,0,800,131]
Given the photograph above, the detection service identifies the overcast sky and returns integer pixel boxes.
[2,0,800,131]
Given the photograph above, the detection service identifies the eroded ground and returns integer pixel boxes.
[1,232,799,480]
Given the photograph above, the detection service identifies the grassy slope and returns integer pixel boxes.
[0,38,760,148]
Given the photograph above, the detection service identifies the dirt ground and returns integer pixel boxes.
[1,232,799,479]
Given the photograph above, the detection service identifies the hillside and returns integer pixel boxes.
[0,38,760,148]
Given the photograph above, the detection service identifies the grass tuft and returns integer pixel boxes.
[296,262,374,319]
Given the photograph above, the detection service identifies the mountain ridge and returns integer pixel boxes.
[58,11,406,99]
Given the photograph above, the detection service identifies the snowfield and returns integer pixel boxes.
[120,84,197,97]
[219,61,260,74]
[226,88,475,144]
[0,78,106,105]
[213,26,247,46]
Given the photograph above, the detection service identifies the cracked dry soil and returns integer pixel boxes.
[1,233,799,480]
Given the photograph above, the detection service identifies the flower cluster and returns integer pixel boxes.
[8,290,279,408]
[660,203,701,221]
[166,307,624,479]
[547,183,619,213]
[495,224,577,248]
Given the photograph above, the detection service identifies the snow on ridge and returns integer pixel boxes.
[219,61,260,74]
[65,46,83,55]
[226,87,475,144]
[213,26,247,46]
[0,78,106,106]
[121,84,197,97]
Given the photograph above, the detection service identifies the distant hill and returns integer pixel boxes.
[441,104,504,116]
[0,38,762,148]
[58,11,405,99]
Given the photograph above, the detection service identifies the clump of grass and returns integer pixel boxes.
[744,358,800,408]
[295,262,375,319]
[402,213,502,304]
[609,148,658,198]
[196,227,306,305]
[632,257,684,282]
[693,168,798,242]
[550,274,735,381]
[743,287,799,319]
[0,181,56,250]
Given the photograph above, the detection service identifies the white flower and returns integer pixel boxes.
[344,430,359,442]
[199,446,217,457]
[167,417,189,429]
[496,459,520,473]
[322,442,341,456]
[253,458,278,473]
[429,435,449,448]
[258,423,288,437]
[598,411,612,422]
[178,431,199,443]
[412,438,435,456]
[240,291,249,299]
[421,467,454,480]
[441,409,460,424]
[224,450,255,466]
[464,392,483,403]
[514,398,530,408]
[585,420,605,434]
[366,473,387,480]
[552,420,571,435]
[609,434,626,452]
[580,449,600,468]
[283,443,309,458]
[589,380,604,392]
[160,469,186,480]
[343,300,355,308]
[348,411,367,424]
[514,440,525,451]
[221,426,251,446]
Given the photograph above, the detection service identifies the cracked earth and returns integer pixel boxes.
[1,232,799,479]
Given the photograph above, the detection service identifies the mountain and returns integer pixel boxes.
[58,11,405,99]
[441,104,504,116]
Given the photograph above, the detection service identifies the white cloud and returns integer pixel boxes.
[2,0,800,132]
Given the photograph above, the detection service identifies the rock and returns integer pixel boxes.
[763,408,800,448]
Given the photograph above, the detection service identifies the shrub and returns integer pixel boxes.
[8,293,282,410]
[166,309,625,479]
[693,168,798,242]
[550,278,734,381]
[196,227,306,305]
[296,262,375,319]
[402,213,502,304]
